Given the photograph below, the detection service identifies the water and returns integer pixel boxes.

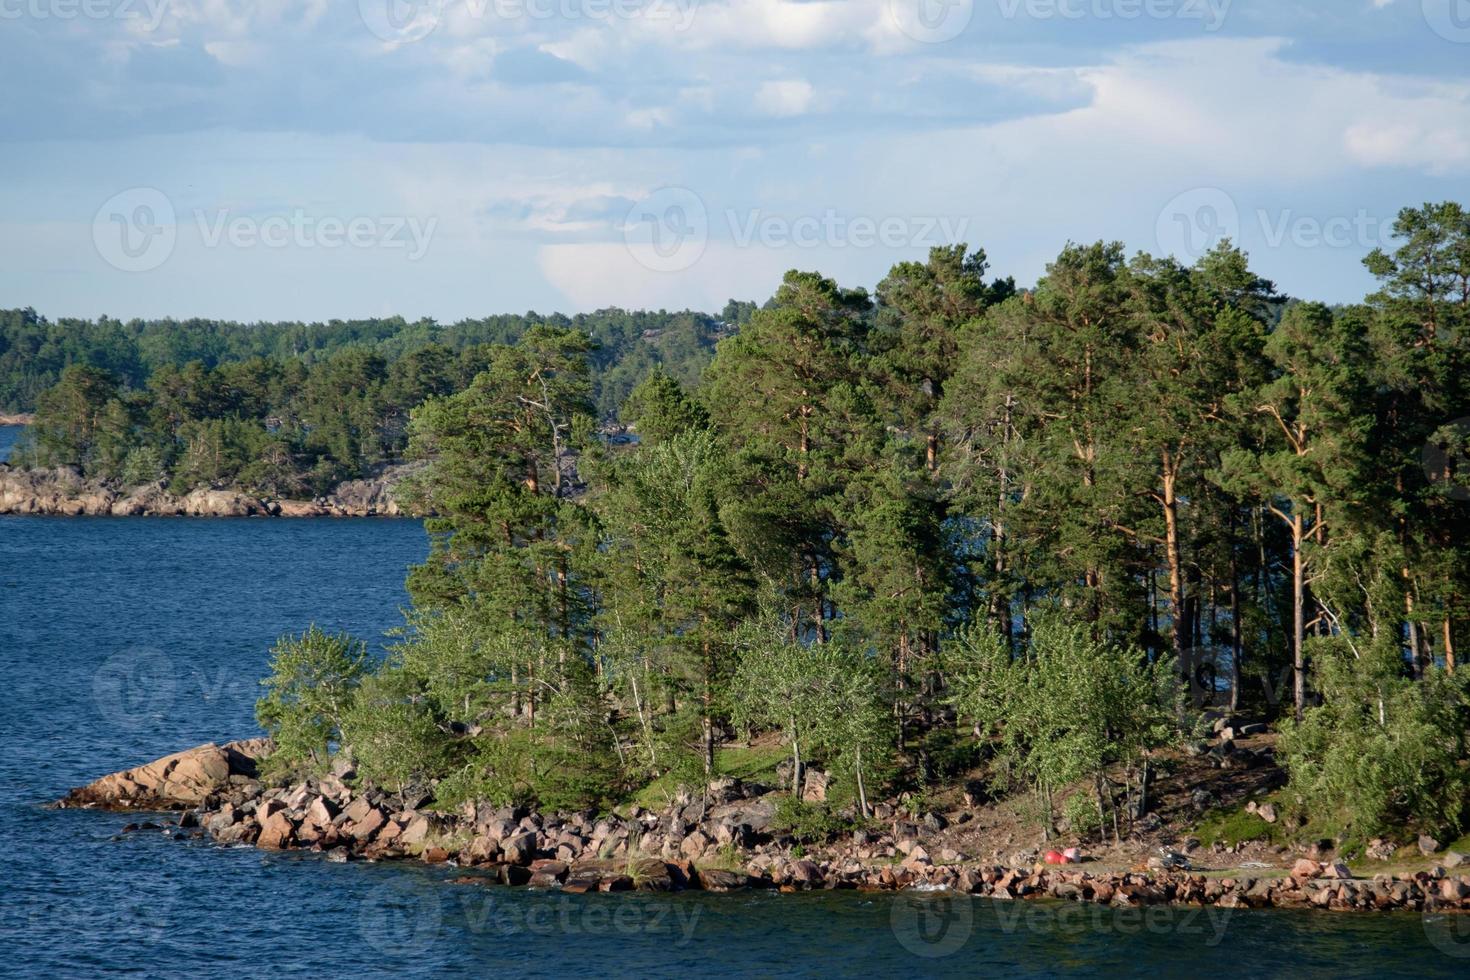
[0,424,23,462]
[1,516,1466,977]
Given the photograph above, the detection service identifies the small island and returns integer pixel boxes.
[56,203,1470,917]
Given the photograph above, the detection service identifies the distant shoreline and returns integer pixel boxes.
[0,413,34,426]
[0,463,415,518]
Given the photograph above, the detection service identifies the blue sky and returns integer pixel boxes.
[1,0,1468,321]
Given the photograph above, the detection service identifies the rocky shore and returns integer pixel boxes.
[59,742,1470,913]
[0,464,413,517]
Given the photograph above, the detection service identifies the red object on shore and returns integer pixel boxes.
[1044,850,1067,865]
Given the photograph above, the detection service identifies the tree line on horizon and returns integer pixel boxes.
[251,202,1470,845]
[6,304,751,494]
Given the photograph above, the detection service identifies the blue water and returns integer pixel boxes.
[0,424,23,462]
[2,516,1467,977]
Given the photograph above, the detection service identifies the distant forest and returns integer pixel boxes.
[1,302,756,494]
[0,303,758,415]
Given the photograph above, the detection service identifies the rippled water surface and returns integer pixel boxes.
[2,514,1467,977]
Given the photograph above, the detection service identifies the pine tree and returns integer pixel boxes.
[1219,302,1374,720]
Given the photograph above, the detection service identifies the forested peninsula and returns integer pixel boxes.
[58,202,1470,912]
[0,304,749,513]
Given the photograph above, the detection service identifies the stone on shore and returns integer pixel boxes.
[59,739,272,810]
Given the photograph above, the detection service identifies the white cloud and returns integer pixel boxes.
[537,241,794,310]
[754,78,815,117]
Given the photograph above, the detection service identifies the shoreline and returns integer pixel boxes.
[59,741,1470,915]
[0,463,414,518]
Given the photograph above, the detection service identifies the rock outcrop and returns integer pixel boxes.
[62,742,1470,914]
[59,739,272,809]
[0,463,419,517]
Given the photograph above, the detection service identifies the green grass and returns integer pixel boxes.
[1194,806,1286,848]
[628,745,789,810]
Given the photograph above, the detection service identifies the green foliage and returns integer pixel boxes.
[1062,791,1102,837]
[1193,807,1281,849]
[730,624,895,811]
[619,369,709,445]
[229,206,1470,839]
[945,613,1182,835]
[771,796,856,844]
[9,307,732,490]
[339,666,450,802]
[255,626,371,773]
[1278,635,1470,839]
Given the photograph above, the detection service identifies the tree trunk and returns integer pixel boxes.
[1137,757,1153,818]
[1161,459,1191,703]
[1292,512,1306,723]
[1230,557,1243,714]
[1445,616,1457,674]
[790,730,803,797]
[702,639,715,777]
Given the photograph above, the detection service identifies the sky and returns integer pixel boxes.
[1,0,1468,322]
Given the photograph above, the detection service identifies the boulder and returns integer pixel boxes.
[325,464,415,516]
[340,796,374,825]
[347,806,387,841]
[303,797,338,832]
[696,867,752,892]
[1291,858,1322,881]
[463,836,501,865]
[400,813,431,847]
[478,817,519,843]
[1420,835,1443,857]
[275,500,329,517]
[110,483,183,516]
[258,810,296,850]
[1366,838,1397,862]
[502,831,537,866]
[180,488,269,517]
[680,830,711,860]
[528,859,570,888]
[60,739,272,810]
[800,769,831,803]
[788,860,824,885]
[707,798,775,834]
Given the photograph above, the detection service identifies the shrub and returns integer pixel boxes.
[255,626,371,774]
[771,796,855,844]
[1278,636,1470,839]
[339,666,453,804]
